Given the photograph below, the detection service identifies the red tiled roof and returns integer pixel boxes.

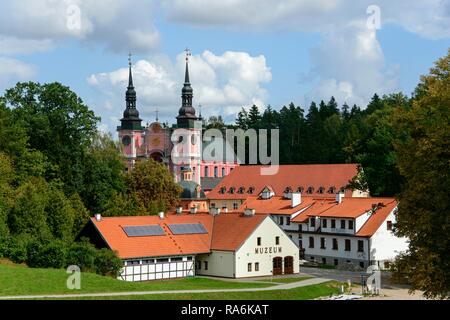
[207,164,359,200]
[239,196,316,215]
[91,215,214,259]
[356,200,397,237]
[291,199,338,222]
[210,214,267,251]
[315,197,396,218]
[91,213,269,258]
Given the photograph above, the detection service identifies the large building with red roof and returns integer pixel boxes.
[81,210,299,281]
[233,190,408,270]
[207,164,369,212]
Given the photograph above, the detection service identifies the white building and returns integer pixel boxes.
[238,192,409,270]
[81,210,299,281]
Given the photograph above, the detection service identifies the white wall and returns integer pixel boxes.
[196,251,235,278]
[235,217,299,278]
[370,209,409,263]
[303,234,369,261]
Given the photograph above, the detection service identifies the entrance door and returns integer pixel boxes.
[284,256,294,274]
[273,257,282,275]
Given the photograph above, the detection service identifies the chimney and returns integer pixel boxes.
[209,207,221,216]
[95,214,102,222]
[291,192,302,208]
[158,212,165,219]
[176,206,183,215]
[190,206,198,214]
[336,192,345,204]
[244,208,256,217]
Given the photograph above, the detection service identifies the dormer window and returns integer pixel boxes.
[328,186,336,194]
[284,187,292,194]
[297,186,304,193]
[229,187,235,194]
[260,186,274,199]
[318,186,325,194]
[219,187,226,194]
[238,187,245,194]
[307,187,314,194]
[248,187,255,194]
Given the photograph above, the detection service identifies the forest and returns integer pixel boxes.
[0,50,448,298]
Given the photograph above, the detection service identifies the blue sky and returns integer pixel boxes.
[0,1,449,135]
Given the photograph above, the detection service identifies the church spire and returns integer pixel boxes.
[119,54,142,131]
[177,48,197,128]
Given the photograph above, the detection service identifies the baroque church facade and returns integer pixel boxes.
[117,54,239,188]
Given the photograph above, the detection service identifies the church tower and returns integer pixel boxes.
[117,55,145,170]
[173,50,202,185]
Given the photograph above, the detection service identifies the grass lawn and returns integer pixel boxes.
[261,276,313,284]
[64,282,341,300]
[0,263,274,296]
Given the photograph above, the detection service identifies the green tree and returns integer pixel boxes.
[81,132,126,213]
[4,82,100,194]
[125,159,182,214]
[392,50,450,299]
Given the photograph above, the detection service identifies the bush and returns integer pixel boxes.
[2,235,32,264]
[94,248,123,277]
[27,240,67,269]
[65,241,97,273]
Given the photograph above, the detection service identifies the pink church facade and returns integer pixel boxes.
[117,55,239,188]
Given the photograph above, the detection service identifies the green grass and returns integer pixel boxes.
[62,282,341,300]
[260,276,312,284]
[0,263,274,296]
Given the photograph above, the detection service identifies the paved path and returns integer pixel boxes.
[0,277,332,300]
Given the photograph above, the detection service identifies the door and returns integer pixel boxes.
[284,256,294,274]
[273,257,282,275]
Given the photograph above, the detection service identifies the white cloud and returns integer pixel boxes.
[0,57,36,86]
[0,0,160,54]
[304,21,399,106]
[88,50,272,132]
[0,36,55,56]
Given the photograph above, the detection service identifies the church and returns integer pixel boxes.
[117,52,238,190]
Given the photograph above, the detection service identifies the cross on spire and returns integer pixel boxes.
[184,47,191,62]
[155,107,159,122]
[128,52,133,67]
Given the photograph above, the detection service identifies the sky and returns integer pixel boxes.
[0,0,449,136]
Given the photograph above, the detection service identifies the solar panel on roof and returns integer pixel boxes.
[123,225,165,237]
[167,223,207,235]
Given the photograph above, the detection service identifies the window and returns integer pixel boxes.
[222,167,226,177]
[157,258,169,263]
[310,218,316,228]
[229,187,235,194]
[214,166,218,178]
[210,203,216,208]
[322,258,326,265]
[322,219,327,228]
[345,239,351,251]
[328,186,336,194]
[248,187,255,194]
[341,220,346,229]
[307,187,314,194]
[204,261,208,270]
[280,217,284,225]
[358,240,364,252]
[332,238,338,250]
[286,217,291,226]
[238,187,245,194]
[318,186,325,194]
[348,220,354,230]
[171,257,182,262]
[128,260,140,266]
[387,221,393,231]
[334,259,338,266]
[187,256,193,261]
[255,263,259,271]
[233,203,239,210]
[275,236,280,245]
[320,237,326,249]
[248,263,252,272]
[297,186,304,193]
[309,237,314,248]
[204,166,209,177]
[331,219,336,229]
[257,237,262,246]
[359,262,365,269]
[196,261,201,270]
[219,187,226,194]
